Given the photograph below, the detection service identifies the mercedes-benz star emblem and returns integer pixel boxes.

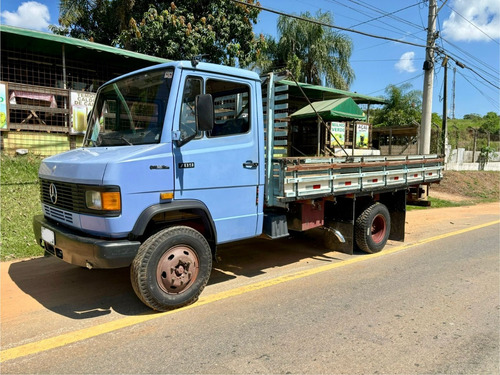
[49,183,58,204]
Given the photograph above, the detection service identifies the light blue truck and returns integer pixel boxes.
[33,61,443,311]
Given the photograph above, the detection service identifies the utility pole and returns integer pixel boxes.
[451,67,456,119]
[420,0,438,155]
[441,56,448,155]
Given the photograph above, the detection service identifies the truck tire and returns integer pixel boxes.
[130,226,212,311]
[355,203,390,254]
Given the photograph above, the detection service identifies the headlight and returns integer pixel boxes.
[85,190,121,211]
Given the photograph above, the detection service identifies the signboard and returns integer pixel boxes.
[0,82,8,130]
[70,91,96,134]
[356,123,370,148]
[330,122,345,147]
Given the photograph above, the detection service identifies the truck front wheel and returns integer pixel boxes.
[131,226,212,311]
[355,203,391,253]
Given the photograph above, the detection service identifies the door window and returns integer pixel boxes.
[206,79,250,137]
[179,76,203,141]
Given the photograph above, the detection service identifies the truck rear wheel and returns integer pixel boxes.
[355,203,390,254]
[131,226,212,311]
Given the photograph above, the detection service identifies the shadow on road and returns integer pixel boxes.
[7,230,343,320]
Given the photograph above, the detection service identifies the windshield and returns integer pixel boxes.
[84,69,173,147]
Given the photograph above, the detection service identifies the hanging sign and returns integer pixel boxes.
[330,122,345,147]
[0,82,8,130]
[70,91,96,134]
[356,123,370,148]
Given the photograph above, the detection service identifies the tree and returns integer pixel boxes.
[50,1,263,67]
[116,1,263,66]
[50,0,137,44]
[481,112,500,134]
[259,10,354,90]
[372,83,422,127]
[463,113,481,121]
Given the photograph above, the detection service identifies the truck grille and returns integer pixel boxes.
[45,205,74,224]
[40,179,121,217]
[40,179,87,213]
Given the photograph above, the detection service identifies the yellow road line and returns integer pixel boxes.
[2,219,498,363]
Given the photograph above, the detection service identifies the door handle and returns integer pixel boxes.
[243,160,259,168]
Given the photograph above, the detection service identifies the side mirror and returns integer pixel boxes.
[196,94,214,132]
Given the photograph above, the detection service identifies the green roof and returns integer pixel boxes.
[278,79,386,105]
[291,97,367,121]
[0,25,169,64]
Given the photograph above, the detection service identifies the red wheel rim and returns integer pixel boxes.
[156,245,199,294]
[371,214,387,244]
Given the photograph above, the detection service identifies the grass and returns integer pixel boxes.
[1,154,43,261]
[1,154,498,261]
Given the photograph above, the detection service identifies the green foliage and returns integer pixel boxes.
[372,83,422,127]
[116,2,263,66]
[1,154,43,261]
[463,113,482,121]
[50,0,132,45]
[431,112,442,125]
[51,1,263,66]
[480,112,500,134]
[259,10,354,90]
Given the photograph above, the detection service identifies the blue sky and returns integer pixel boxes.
[2,0,499,118]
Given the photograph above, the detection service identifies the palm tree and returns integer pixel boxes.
[271,10,354,90]
[54,0,137,43]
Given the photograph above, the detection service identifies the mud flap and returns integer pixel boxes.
[324,198,355,255]
[381,190,406,242]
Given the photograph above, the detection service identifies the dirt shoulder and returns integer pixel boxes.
[430,171,499,203]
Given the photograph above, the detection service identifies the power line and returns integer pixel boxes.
[439,36,499,78]
[346,0,425,31]
[367,73,425,95]
[351,58,424,62]
[457,70,500,110]
[238,0,499,91]
[325,0,426,44]
[231,0,430,49]
[444,3,500,45]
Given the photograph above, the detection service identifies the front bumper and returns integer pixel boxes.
[33,215,141,269]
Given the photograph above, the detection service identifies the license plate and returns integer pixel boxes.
[41,226,55,246]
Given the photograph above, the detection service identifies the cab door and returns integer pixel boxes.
[173,73,261,243]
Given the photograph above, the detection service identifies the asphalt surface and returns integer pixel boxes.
[1,202,499,374]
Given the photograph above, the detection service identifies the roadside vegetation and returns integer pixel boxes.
[1,154,43,261]
[1,154,498,261]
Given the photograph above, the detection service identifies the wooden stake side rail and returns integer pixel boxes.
[268,154,444,205]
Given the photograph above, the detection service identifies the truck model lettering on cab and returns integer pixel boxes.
[178,162,195,169]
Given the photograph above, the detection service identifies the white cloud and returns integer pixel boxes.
[442,0,500,42]
[395,52,417,73]
[1,2,50,31]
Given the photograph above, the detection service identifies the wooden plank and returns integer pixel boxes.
[9,104,69,114]
[8,83,69,97]
[275,85,288,93]
[274,94,289,101]
[9,123,70,133]
[274,103,288,110]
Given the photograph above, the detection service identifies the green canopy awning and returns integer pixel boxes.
[291,97,366,121]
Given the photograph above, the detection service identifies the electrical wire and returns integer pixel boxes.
[325,0,426,44]
[346,0,425,30]
[238,0,499,91]
[444,2,500,45]
[457,70,500,110]
[231,0,430,49]
[367,73,424,95]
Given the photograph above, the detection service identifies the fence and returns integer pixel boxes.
[1,82,88,156]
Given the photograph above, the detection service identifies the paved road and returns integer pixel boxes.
[1,202,499,374]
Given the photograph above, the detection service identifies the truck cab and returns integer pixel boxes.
[34,61,265,310]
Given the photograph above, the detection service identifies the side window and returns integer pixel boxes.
[179,76,203,140]
[206,79,250,137]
